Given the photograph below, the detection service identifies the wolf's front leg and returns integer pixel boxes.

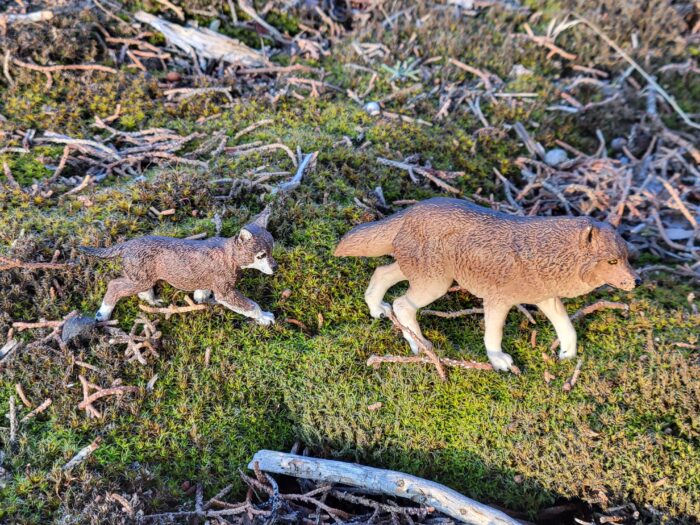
[214,288,275,326]
[483,301,514,371]
[536,297,577,360]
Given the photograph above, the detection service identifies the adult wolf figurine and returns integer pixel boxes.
[334,197,640,371]
[80,208,277,326]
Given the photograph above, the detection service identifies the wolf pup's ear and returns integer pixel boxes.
[238,228,253,242]
[251,205,271,229]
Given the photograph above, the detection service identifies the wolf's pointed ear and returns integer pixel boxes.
[251,205,272,229]
[238,228,253,242]
[581,224,598,248]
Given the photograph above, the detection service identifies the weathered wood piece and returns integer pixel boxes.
[134,11,271,68]
[249,450,520,525]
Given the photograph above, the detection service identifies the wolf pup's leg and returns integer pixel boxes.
[97,277,153,321]
[536,297,577,360]
[393,279,451,353]
[365,262,407,319]
[214,288,275,326]
[137,288,162,306]
[483,300,514,371]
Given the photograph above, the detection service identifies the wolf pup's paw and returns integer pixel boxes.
[487,351,514,371]
[369,301,392,319]
[257,311,276,326]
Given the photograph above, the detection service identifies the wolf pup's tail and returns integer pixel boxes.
[334,210,408,257]
[78,245,124,258]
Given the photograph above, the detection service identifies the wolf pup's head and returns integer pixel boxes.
[236,208,277,275]
[578,221,640,292]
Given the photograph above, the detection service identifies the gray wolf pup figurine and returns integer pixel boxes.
[80,209,277,326]
[335,197,640,371]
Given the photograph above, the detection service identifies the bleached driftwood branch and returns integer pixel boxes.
[249,450,520,525]
[134,11,271,68]
[271,151,318,194]
[0,10,53,24]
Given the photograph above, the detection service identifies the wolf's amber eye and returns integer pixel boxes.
[608,259,618,265]
[256,253,266,260]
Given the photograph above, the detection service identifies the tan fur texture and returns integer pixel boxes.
[335,198,640,370]
[81,214,277,325]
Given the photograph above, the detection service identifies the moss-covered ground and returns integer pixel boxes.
[1,1,699,523]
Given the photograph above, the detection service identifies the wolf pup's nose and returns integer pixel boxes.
[634,277,642,287]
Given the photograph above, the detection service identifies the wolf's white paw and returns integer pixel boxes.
[95,302,113,322]
[256,311,276,326]
[369,301,392,319]
[487,351,514,371]
[194,290,213,304]
[558,345,577,361]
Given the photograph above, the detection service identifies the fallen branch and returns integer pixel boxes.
[78,386,140,411]
[562,358,583,392]
[14,384,32,408]
[12,319,65,331]
[573,14,700,130]
[9,395,17,446]
[138,297,208,319]
[62,437,101,471]
[134,11,270,68]
[19,398,52,423]
[237,0,291,44]
[271,150,318,194]
[387,311,447,381]
[0,10,54,24]
[377,157,461,194]
[249,451,521,525]
[0,256,72,272]
[0,339,22,366]
[421,307,484,318]
[12,59,117,75]
[368,354,495,371]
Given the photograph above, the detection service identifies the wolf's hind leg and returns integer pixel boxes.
[483,300,514,371]
[365,262,407,319]
[536,297,577,360]
[393,279,451,354]
[97,277,153,321]
[137,288,162,306]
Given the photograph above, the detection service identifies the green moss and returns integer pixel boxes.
[1,2,699,523]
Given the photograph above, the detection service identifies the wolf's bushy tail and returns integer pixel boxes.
[78,245,124,258]
[334,210,408,257]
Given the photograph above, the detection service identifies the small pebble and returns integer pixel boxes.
[364,101,381,116]
[611,137,627,151]
[544,148,568,167]
[166,71,181,83]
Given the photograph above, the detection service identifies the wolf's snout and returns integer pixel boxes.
[634,277,642,287]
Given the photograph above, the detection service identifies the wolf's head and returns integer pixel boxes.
[235,208,277,275]
[578,221,640,291]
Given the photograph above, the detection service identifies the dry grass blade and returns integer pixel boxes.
[572,14,700,130]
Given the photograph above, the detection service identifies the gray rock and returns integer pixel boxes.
[544,148,568,167]
[364,101,381,116]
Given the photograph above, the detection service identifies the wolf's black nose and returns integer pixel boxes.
[634,277,642,287]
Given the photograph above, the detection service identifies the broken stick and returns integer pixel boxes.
[249,450,520,525]
[62,437,102,471]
